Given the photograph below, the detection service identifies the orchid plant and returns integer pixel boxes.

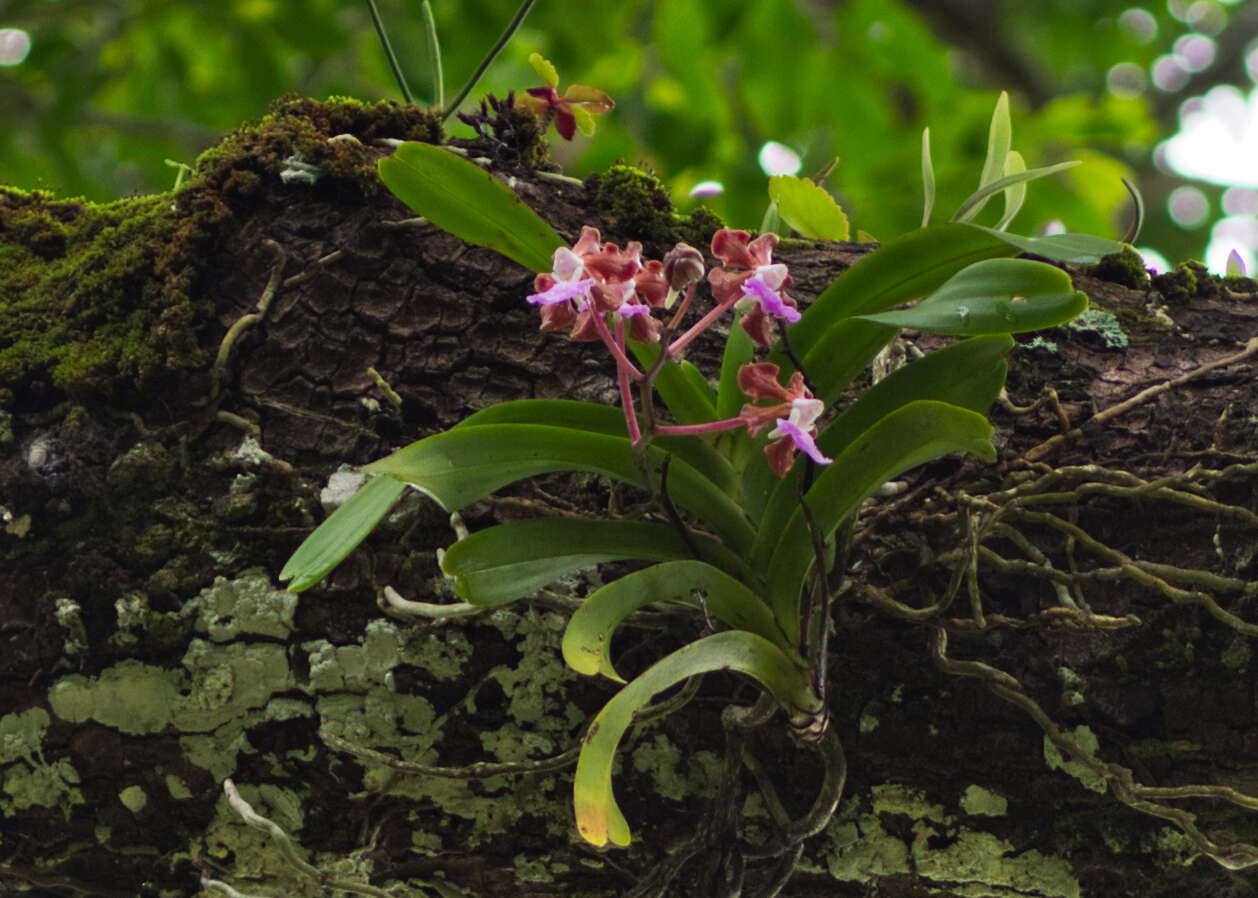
[281,96,1125,854]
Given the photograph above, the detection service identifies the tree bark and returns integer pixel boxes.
[1,98,1256,898]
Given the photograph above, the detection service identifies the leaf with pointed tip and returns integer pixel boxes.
[953,161,1080,224]
[378,141,563,273]
[365,424,754,554]
[573,631,820,847]
[968,224,1126,264]
[980,92,1012,191]
[995,150,1027,231]
[279,475,408,592]
[921,127,935,228]
[855,258,1087,336]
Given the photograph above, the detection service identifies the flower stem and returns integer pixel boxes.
[654,418,745,437]
[365,0,415,104]
[443,0,538,121]
[667,296,737,358]
[616,319,643,445]
[591,311,643,380]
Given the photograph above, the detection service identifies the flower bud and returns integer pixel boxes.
[662,243,706,291]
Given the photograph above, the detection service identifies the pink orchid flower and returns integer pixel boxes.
[709,229,800,348]
[526,226,667,346]
[737,362,832,477]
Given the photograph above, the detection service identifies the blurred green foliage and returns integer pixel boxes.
[0,0,1245,262]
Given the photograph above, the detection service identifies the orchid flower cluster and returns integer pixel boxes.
[526,226,830,477]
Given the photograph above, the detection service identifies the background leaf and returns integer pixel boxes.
[768,175,850,240]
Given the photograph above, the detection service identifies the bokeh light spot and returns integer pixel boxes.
[1118,8,1158,42]
[1152,55,1191,91]
[1168,185,1210,227]
[1173,33,1216,72]
[758,141,802,177]
[1138,247,1170,273]
[688,180,725,199]
[0,28,31,66]
[1107,62,1147,97]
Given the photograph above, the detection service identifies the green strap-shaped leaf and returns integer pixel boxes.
[279,475,408,592]
[750,335,1011,568]
[855,258,1087,336]
[440,519,753,607]
[952,161,1079,224]
[967,225,1126,264]
[979,92,1012,195]
[768,175,850,240]
[995,150,1027,231]
[573,630,821,847]
[562,560,793,682]
[716,307,757,419]
[764,401,996,633]
[921,127,935,228]
[788,223,1015,362]
[364,424,755,554]
[456,399,736,496]
[377,141,564,273]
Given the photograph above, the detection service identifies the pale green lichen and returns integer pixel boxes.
[0,707,85,817]
[1067,307,1127,350]
[1043,726,1107,793]
[166,774,193,800]
[118,784,148,813]
[960,785,1008,817]
[1221,634,1251,671]
[49,641,293,736]
[812,786,1080,898]
[1151,826,1200,866]
[631,734,720,802]
[0,707,49,765]
[192,568,298,641]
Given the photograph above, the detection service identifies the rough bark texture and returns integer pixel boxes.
[1,98,1256,898]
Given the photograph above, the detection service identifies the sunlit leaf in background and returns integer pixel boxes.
[0,0,1247,264]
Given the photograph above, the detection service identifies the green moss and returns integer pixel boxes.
[587,165,723,253]
[0,96,441,406]
[1152,262,1201,303]
[0,189,201,398]
[1087,246,1150,289]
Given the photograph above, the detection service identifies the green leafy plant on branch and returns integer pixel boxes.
[280,94,1122,864]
